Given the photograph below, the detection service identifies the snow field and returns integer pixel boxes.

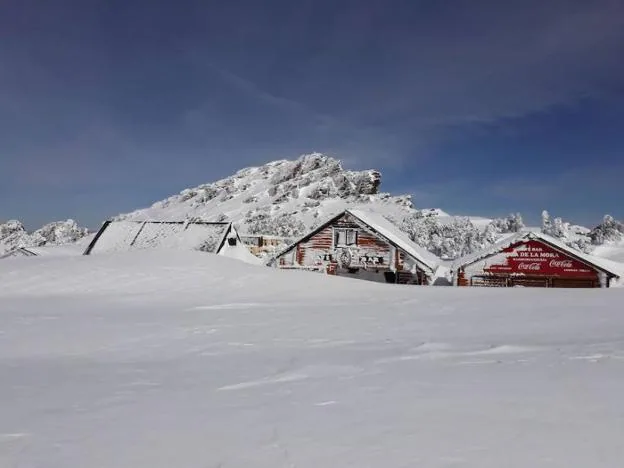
[1,251,624,467]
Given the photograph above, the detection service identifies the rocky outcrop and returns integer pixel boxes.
[0,219,89,254]
[117,153,417,237]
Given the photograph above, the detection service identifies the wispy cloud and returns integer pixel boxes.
[206,63,312,116]
[1,0,623,226]
[181,59,411,168]
[263,1,624,140]
[178,0,624,170]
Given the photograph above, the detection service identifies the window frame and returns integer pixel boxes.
[334,228,358,248]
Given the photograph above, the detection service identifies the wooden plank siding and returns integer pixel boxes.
[274,212,427,285]
[296,244,304,265]
[398,251,406,271]
[296,213,392,267]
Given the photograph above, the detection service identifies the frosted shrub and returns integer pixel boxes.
[590,215,624,245]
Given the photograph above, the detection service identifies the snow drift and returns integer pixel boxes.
[1,251,624,467]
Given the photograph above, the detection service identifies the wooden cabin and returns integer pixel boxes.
[270,209,439,284]
[453,231,620,288]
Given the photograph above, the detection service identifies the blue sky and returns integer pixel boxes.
[1,0,623,229]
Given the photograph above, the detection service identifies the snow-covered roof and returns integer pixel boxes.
[347,209,440,273]
[25,244,87,257]
[452,230,622,278]
[84,221,233,255]
[0,247,38,259]
[218,231,264,266]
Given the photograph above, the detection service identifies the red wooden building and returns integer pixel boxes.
[453,231,620,288]
[270,209,440,285]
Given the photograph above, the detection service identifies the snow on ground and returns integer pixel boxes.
[1,234,95,259]
[219,237,264,265]
[1,251,624,467]
[594,240,624,264]
[23,242,89,257]
[592,241,624,286]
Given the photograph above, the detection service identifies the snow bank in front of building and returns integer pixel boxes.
[219,238,264,265]
[2,251,624,467]
[592,240,624,287]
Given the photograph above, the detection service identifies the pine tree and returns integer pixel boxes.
[552,217,567,239]
[541,210,551,234]
[508,213,524,232]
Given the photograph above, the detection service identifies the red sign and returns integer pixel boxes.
[483,240,597,278]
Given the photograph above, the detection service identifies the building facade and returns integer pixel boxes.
[270,210,439,285]
[239,235,292,257]
[453,232,620,288]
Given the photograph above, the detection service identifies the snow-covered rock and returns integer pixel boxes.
[6,153,620,262]
[0,219,89,255]
[116,153,512,259]
[117,153,417,236]
[0,220,30,252]
[0,152,518,261]
[31,219,89,246]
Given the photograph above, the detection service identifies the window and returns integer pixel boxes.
[334,228,357,247]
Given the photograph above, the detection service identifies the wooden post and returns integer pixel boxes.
[296,244,304,265]
[457,269,468,287]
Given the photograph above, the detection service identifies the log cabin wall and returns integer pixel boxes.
[295,213,393,268]
[275,212,428,285]
[399,253,427,284]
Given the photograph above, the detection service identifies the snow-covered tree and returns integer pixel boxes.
[541,210,551,233]
[589,215,624,245]
[489,213,524,233]
[541,210,569,239]
[399,213,499,260]
[551,217,567,239]
[482,222,501,244]
[508,213,524,232]
[566,237,593,254]
[538,211,597,253]
[244,211,305,238]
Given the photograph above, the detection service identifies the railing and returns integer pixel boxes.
[470,276,509,287]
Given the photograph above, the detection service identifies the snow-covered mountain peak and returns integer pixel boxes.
[117,153,416,237]
[3,152,623,264]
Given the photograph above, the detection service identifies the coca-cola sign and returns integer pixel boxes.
[483,240,597,278]
[518,262,541,271]
[549,259,573,268]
